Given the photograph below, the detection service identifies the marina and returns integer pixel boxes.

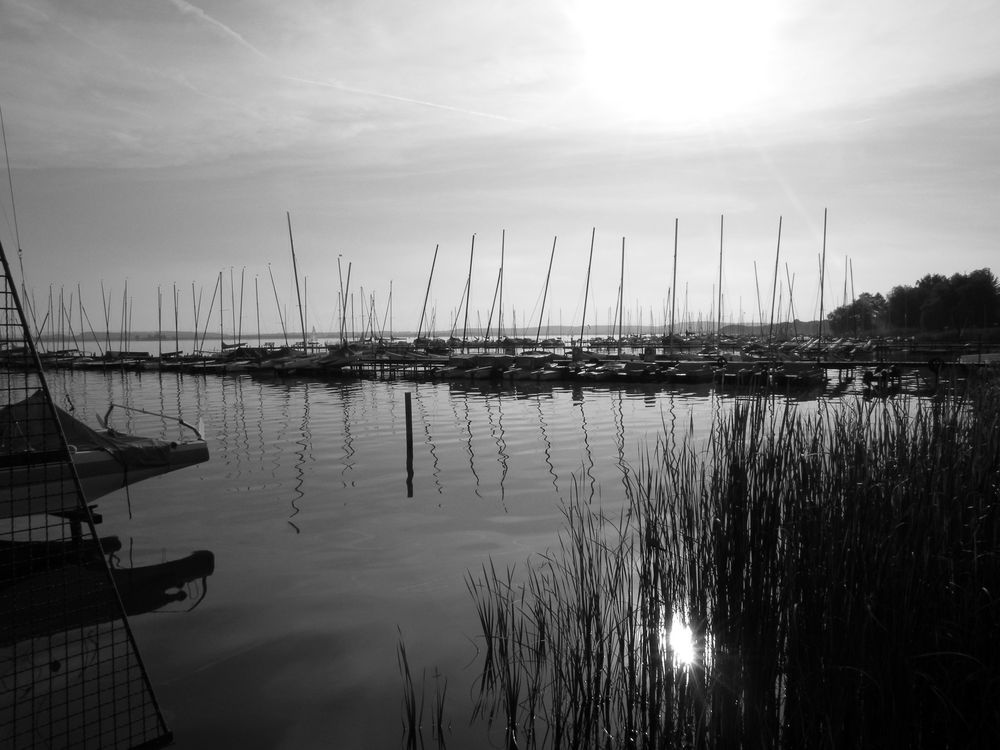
[19,367,735,747]
[3,356,990,747]
[3,0,999,743]
[8,332,994,394]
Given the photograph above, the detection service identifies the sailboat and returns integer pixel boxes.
[1,391,209,518]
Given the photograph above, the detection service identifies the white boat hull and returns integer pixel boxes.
[2,440,209,518]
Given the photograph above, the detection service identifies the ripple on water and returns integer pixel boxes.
[41,370,728,747]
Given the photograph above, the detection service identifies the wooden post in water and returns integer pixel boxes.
[404,392,414,497]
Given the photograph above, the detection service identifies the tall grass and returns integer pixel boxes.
[455,379,1000,748]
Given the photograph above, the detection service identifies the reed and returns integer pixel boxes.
[454,377,1000,748]
[398,632,449,750]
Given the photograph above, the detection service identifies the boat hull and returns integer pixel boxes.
[2,440,209,518]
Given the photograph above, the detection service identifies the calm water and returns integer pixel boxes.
[41,368,836,748]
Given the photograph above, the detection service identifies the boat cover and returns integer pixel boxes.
[0,390,175,468]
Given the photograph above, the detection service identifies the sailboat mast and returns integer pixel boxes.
[754,262,766,334]
[255,276,261,346]
[785,265,798,338]
[267,263,288,346]
[238,267,246,344]
[101,281,111,354]
[121,282,127,352]
[768,216,782,346]
[77,284,84,354]
[337,256,346,346]
[343,263,352,344]
[535,236,557,346]
[229,267,236,344]
[173,282,179,355]
[617,237,625,359]
[669,218,678,354]
[717,215,724,345]
[461,234,475,354]
[498,229,505,346]
[218,270,224,348]
[484,256,502,344]
[818,208,828,354]
[416,244,438,341]
[157,285,162,358]
[286,211,307,352]
[579,227,596,347]
[191,282,199,350]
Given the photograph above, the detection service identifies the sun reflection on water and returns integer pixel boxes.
[660,614,697,667]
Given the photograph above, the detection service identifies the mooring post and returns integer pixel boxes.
[404,391,414,496]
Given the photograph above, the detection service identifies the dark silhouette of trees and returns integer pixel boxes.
[827,292,887,335]
[832,268,999,335]
[952,269,1000,332]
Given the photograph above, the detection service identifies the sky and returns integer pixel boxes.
[1,0,998,340]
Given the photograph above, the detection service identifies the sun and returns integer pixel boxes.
[568,0,781,125]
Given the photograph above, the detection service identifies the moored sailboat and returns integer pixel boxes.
[1,391,209,518]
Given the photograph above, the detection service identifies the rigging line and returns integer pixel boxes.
[0,105,40,335]
[0,106,22,256]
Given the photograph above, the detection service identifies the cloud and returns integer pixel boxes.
[281,74,536,126]
[167,0,270,60]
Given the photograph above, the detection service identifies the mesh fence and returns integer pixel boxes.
[1,241,171,748]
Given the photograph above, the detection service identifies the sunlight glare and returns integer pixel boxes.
[669,619,695,665]
[659,615,696,666]
[570,0,780,125]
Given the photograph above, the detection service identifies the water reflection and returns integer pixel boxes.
[288,384,312,532]
[29,370,811,746]
[613,389,630,487]
[452,382,483,499]
[485,389,510,510]
[412,386,444,495]
[663,614,696,668]
[535,394,559,493]
[1,536,215,644]
[572,386,597,503]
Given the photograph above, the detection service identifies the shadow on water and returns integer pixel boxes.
[1,536,215,644]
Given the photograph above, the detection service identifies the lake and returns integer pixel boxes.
[37,368,844,748]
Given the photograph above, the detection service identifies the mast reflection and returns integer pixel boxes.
[572,385,597,503]
[412,385,444,495]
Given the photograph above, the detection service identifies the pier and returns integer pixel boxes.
[9,338,996,394]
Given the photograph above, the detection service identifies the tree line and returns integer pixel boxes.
[826,268,1000,336]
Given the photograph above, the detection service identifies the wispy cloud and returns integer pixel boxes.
[281,74,533,125]
[165,2,534,126]
[167,0,270,60]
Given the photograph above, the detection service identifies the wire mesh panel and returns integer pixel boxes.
[1,241,172,748]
